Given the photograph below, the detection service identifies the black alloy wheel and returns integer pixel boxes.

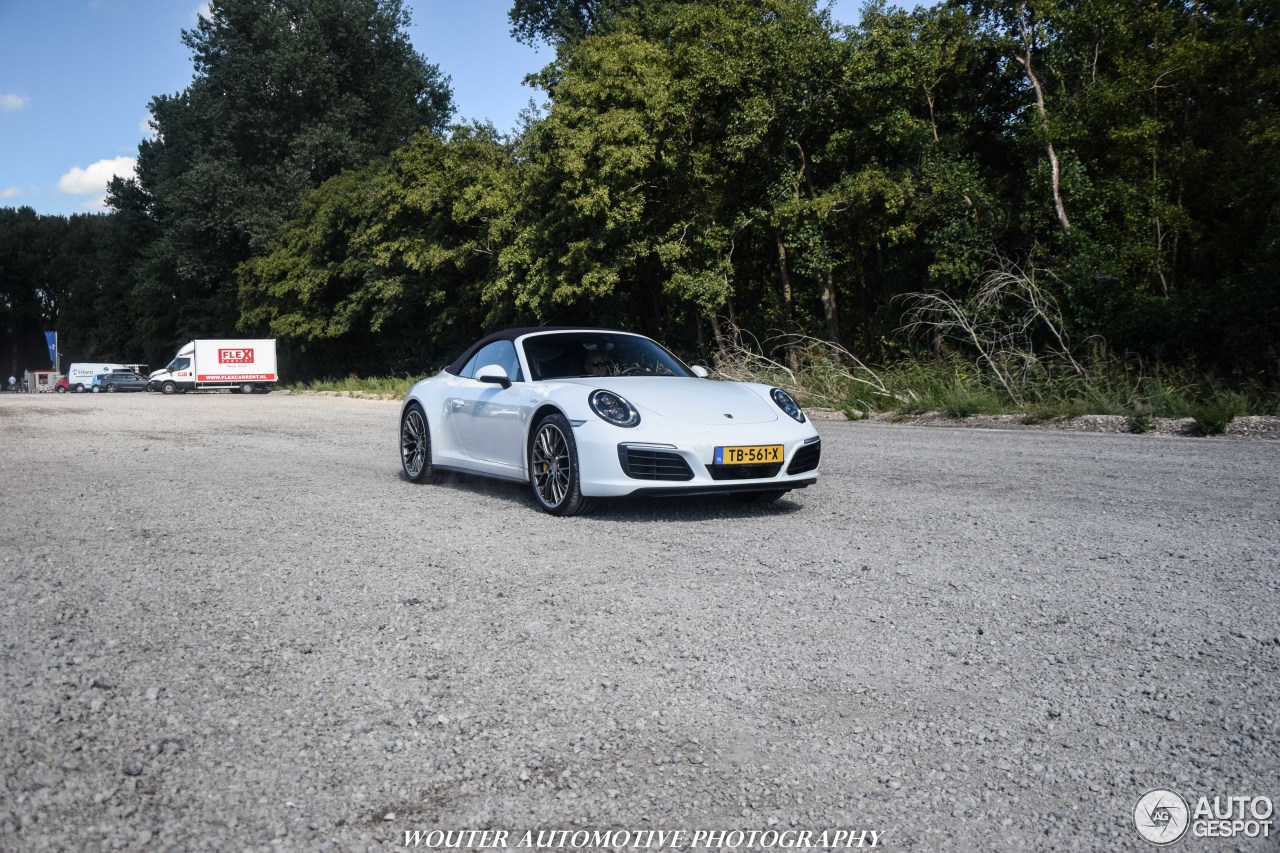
[529,413,591,516]
[400,403,439,484]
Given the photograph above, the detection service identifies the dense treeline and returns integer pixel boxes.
[3,0,1277,385]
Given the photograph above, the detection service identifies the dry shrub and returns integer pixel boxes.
[709,322,904,416]
[898,255,1085,405]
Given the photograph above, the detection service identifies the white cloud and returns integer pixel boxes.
[1,93,28,112]
[57,156,136,196]
[2,186,23,198]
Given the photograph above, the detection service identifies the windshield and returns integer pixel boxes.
[522,332,693,381]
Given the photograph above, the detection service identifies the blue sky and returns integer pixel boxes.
[0,0,870,218]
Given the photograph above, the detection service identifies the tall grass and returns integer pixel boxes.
[711,324,1277,426]
[288,375,422,398]
[866,356,1276,421]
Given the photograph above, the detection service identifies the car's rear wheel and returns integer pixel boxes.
[74,384,84,393]
[400,403,439,483]
[732,489,787,505]
[529,413,591,516]
[91,385,100,393]
[239,382,254,394]
[56,386,66,394]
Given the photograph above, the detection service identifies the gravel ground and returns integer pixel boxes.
[1,392,1277,852]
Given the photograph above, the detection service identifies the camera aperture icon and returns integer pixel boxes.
[1135,789,1190,845]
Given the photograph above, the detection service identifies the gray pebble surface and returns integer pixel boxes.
[1,392,1277,851]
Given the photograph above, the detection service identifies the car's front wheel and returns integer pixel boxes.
[105,384,117,393]
[529,413,591,516]
[400,403,439,484]
[161,382,176,395]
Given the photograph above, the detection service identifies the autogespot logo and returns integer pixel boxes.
[1135,789,1190,845]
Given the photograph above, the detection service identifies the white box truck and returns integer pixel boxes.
[148,339,278,395]
[67,362,126,393]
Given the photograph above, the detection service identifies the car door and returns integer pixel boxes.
[448,340,526,469]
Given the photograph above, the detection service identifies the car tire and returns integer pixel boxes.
[239,382,255,394]
[106,384,117,393]
[91,385,100,393]
[400,402,440,484]
[529,413,592,516]
[74,384,84,393]
[732,489,787,505]
[56,386,66,394]
[161,382,176,395]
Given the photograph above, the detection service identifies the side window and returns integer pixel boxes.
[465,341,523,382]
[459,352,480,379]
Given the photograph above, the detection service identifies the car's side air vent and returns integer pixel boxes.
[787,440,821,475]
[618,447,694,481]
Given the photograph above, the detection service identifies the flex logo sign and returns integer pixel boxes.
[218,348,254,364]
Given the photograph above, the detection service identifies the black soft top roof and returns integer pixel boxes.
[444,327,624,375]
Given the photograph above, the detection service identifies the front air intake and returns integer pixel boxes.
[618,447,694,481]
[787,440,821,474]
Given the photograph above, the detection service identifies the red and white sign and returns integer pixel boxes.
[187,339,278,387]
[197,373,276,382]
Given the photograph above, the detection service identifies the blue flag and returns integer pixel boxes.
[45,331,57,367]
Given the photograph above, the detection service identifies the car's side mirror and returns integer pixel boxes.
[691,365,710,378]
[475,364,512,389]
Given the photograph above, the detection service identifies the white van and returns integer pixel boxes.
[67,362,126,393]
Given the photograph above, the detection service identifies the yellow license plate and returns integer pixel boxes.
[715,444,784,465]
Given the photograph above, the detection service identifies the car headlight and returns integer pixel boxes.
[770,388,806,423]
[589,389,640,428]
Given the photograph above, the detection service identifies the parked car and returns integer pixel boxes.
[398,327,822,515]
[53,377,69,393]
[91,368,143,392]
[93,370,149,393]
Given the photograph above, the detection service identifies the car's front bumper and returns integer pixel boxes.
[572,420,821,498]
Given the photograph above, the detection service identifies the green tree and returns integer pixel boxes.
[509,0,640,45]
[497,0,860,351]
[957,0,1280,366]
[109,0,452,358]
[239,124,515,376]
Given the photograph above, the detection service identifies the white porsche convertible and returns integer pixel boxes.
[399,328,821,515]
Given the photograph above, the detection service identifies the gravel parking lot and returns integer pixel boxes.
[1,392,1277,851]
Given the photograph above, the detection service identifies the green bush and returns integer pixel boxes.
[1191,392,1248,435]
[935,381,1003,418]
[1125,411,1154,434]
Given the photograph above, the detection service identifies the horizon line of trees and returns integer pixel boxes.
[3,0,1277,382]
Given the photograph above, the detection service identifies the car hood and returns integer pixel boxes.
[558,377,779,425]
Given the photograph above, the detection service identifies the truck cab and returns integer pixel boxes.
[148,343,197,394]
